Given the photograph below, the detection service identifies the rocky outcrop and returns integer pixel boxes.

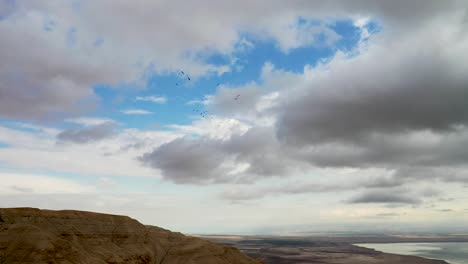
[0,208,262,264]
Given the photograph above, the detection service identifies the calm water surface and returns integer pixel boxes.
[356,242,468,264]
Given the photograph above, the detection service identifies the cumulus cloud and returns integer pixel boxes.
[167,117,250,140]
[138,1,468,187]
[140,127,304,183]
[140,137,233,184]
[276,29,468,145]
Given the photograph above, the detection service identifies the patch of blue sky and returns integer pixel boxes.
[70,0,82,12]
[91,19,367,129]
[330,19,362,51]
[0,0,15,21]
[297,16,321,26]
[43,19,56,32]
[0,166,83,180]
[366,20,382,35]
[0,142,10,148]
[93,36,104,47]
[66,27,78,47]
[0,118,42,133]
[93,76,195,129]
[229,20,363,75]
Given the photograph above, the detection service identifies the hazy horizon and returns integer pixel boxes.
[1,0,468,235]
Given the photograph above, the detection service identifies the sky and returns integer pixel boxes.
[1,0,468,234]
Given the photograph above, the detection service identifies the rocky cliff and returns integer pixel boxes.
[0,208,262,264]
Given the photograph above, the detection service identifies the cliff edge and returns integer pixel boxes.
[0,208,262,264]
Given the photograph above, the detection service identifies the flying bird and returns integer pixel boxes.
[234,94,240,100]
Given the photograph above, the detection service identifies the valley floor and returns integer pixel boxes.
[202,235,454,264]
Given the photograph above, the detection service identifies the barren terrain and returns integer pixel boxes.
[202,236,451,264]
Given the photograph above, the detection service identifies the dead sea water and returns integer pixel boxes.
[356,242,468,264]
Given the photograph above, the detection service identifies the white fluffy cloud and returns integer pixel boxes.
[121,109,153,115]
[136,96,167,104]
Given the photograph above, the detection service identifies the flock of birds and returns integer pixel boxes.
[177,70,240,121]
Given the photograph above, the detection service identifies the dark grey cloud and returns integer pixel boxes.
[139,137,231,184]
[377,167,468,187]
[221,182,351,201]
[277,27,468,146]
[348,190,421,205]
[0,76,98,120]
[139,127,302,184]
[291,129,468,170]
[57,122,116,144]
[223,127,301,177]
[140,127,468,184]
[361,176,403,189]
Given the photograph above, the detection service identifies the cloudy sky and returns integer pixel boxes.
[1,0,468,234]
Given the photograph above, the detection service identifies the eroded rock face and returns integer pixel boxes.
[0,208,262,264]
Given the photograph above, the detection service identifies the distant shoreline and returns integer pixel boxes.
[198,234,468,244]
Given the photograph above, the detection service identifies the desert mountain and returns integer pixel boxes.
[0,208,262,264]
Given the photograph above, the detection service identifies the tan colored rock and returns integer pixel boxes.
[0,208,262,264]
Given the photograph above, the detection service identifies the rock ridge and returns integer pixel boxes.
[0,207,261,264]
